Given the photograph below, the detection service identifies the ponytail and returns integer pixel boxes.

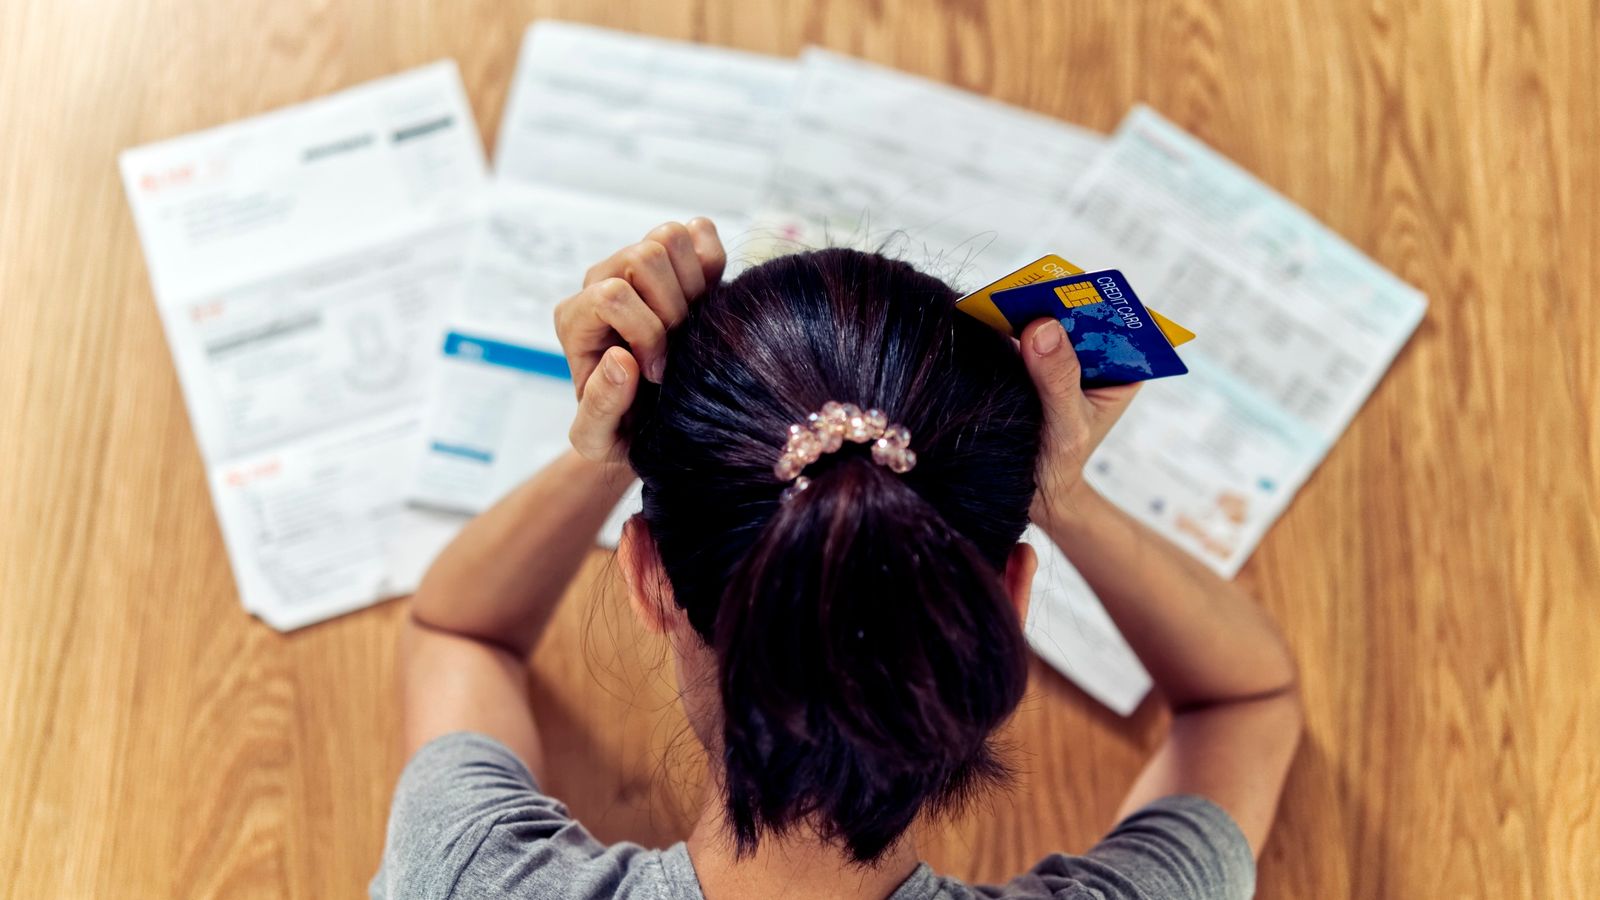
[716,455,1027,861]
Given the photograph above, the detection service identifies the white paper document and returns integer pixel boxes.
[1058,106,1427,576]
[410,23,798,520]
[756,49,1105,280]
[120,62,489,630]
[1022,526,1153,715]
[1021,107,1427,711]
[496,22,799,225]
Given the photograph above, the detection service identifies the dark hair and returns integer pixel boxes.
[626,248,1041,863]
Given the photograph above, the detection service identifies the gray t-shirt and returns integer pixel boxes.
[374,733,1254,900]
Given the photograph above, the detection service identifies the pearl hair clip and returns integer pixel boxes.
[774,401,917,501]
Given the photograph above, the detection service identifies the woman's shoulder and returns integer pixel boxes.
[921,795,1256,900]
[371,732,693,900]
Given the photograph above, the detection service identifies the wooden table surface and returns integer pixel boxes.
[2,1,1596,897]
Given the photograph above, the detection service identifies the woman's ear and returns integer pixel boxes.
[1003,542,1037,626]
[619,515,677,634]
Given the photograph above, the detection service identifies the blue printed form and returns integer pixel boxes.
[411,321,580,514]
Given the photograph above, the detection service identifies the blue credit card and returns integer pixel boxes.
[990,269,1188,388]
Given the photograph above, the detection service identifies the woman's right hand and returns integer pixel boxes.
[554,218,725,463]
[1018,317,1142,522]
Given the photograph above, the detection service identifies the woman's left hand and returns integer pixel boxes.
[554,218,725,462]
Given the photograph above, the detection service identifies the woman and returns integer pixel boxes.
[376,220,1302,899]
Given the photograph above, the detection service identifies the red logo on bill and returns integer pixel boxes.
[140,164,195,192]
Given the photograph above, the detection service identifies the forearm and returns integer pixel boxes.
[1037,484,1297,709]
[410,451,636,655]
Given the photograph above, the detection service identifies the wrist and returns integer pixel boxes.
[560,448,635,485]
[1032,476,1107,533]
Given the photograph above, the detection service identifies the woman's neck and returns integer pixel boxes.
[684,797,921,900]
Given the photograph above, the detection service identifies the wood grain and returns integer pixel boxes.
[2,1,1595,897]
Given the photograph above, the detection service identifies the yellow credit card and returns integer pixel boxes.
[956,255,1195,348]
[1149,309,1195,347]
[955,254,1085,332]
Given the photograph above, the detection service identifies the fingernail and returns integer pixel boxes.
[1032,319,1065,355]
[649,357,666,382]
[603,352,627,385]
